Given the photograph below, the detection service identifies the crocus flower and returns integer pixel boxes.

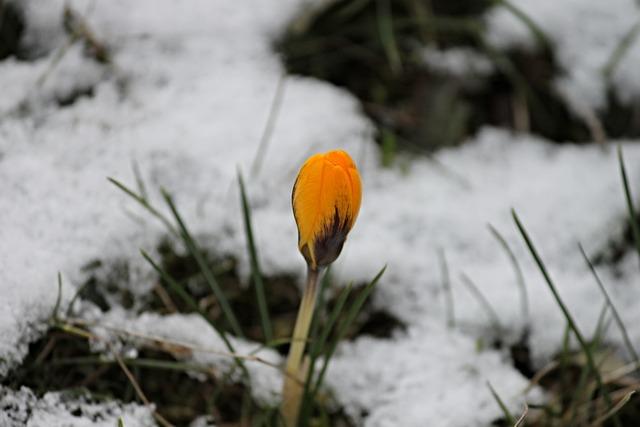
[292,149,362,271]
[281,149,362,427]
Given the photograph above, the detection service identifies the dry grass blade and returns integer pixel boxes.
[59,317,292,378]
[153,283,178,313]
[589,390,636,427]
[604,360,640,385]
[63,6,110,64]
[524,360,559,393]
[113,351,174,427]
[514,403,528,427]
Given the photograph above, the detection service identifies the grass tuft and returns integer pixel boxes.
[617,145,640,264]
[102,172,388,425]
[160,189,245,338]
[312,266,386,395]
[238,171,274,343]
[512,209,622,427]
[579,243,640,366]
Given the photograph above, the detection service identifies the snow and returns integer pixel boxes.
[485,0,640,113]
[326,131,640,425]
[0,385,155,427]
[328,325,537,427]
[1,0,640,426]
[421,47,494,80]
[89,309,283,406]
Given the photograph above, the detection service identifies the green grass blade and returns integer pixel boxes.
[312,284,353,360]
[118,417,125,427]
[438,248,455,328]
[487,381,515,425]
[141,250,230,344]
[579,243,640,365]
[406,0,435,43]
[247,337,295,355]
[131,159,148,200]
[559,320,571,391]
[107,177,178,238]
[240,389,253,426]
[460,273,503,334]
[617,145,640,262]
[568,370,591,423]
[298,282,353,426]
[568,301,608,423]
[141,250,248,377]
[161,190,244,338]
[512,209,620,426]
[312,266,386,397]
[381,127,397,167]
[493,0,551,51]
[376,0,402,75]
[52,272,63,321]
[238,172,273,343]
[488,224,529,325]
[308,267,333,354]
[603,21,640,79]
[592,301,609,348]
[250,74,286,178]
[337,0,372,21]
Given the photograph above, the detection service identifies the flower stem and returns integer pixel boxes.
[281,266,320,427]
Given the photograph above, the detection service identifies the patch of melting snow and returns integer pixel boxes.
[485,0,640,113]
[0,385,155,427]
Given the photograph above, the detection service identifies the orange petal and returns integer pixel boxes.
[292,150,362,269]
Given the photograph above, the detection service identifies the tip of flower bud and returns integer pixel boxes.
[292,150,362,270]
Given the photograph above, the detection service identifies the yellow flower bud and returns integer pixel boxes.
[292,150,362,270]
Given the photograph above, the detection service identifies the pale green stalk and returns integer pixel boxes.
[281,267,320,427]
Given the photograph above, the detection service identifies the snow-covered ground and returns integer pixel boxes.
[1,0,640,426]
[486,0,640,115]
[0,386,156,427]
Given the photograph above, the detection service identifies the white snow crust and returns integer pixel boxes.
[485,0,640,113]
[0,385,155,427]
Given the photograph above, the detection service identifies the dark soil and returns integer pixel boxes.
[277,0,640,157]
